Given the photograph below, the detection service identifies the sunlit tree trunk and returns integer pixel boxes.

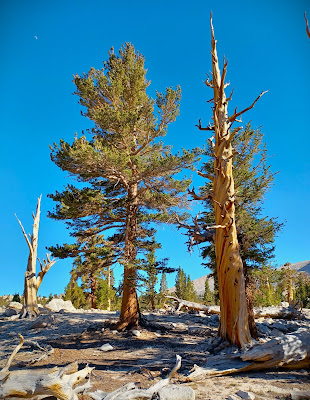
[107,265,111,311]
[117,185,139,330]
[198,16,266,347]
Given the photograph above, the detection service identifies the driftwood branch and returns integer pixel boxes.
[0,335,93,399]
[165,296,302,320]
[1,334,24,373]
[88,355,182,400]
[187,329,310,380]
[166,295,220,314]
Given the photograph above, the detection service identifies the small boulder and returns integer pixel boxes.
[290,390,310,399]
[236,390,255,400]
[269,328,284,337]
[28,314,56,329]
[100,343,113,352]
[131,329,141,337]
[256,324,271,336]
[158,384,195,400]
[45,299,76,313]
[5,301,23,316]
[188,326,211,336]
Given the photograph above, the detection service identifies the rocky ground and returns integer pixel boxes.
[0,303,309,399]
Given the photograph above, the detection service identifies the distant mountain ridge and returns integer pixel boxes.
[281,260,310,274]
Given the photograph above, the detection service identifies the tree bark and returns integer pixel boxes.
[90,273,98,309]
[208,16,251,347]
[107,264,111,311]
[117,185,139,330]
[243,262,258,339]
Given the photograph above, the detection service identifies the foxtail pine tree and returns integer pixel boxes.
[188,16,267,347]
[49,44,198,330]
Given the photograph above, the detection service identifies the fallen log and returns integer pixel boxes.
[166,296,302,319]
[253,305,301,320]
[187,328,310,380]
[165,296,220,314]
[88,355,182,400]
[0,334,93,399]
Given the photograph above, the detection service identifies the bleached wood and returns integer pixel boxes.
[187,329,310,380]
[166,296,301,320]
[88,355,182,400]
[166,295,220,314]
[0,336,93,399]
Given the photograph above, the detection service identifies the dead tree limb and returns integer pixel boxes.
[187,329,310,380]
[166,295,220,314]
[0,335,93,399]
[88,355,182,400]
[165,296,302,320]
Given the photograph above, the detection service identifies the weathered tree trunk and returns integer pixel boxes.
[118,186,139,330]
[187,329,310,380]
[90,273,98,309]
[23,196,41,317]
[208,17,251,347]
[107,264,111,311]
[287,278,294,303]
[195,16,267,347]
[16,196,57,318]
[243,262,258,339]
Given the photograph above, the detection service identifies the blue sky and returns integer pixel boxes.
[1,0,309,297]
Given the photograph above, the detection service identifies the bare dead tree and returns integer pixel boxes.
[15,196,57,318]
[186,15,267,347]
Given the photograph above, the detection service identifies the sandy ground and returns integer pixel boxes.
[0,310,309,399]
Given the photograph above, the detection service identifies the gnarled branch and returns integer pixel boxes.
[228,91,268,122]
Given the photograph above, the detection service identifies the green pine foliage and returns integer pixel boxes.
[48,44,200,312]
[203,277,214,305]
[159,272,168,294]
[250,265,282,307]
[295,272,310,308]
[140,247,175,310]
[64,276,86,309]
[96,274,117,310]
[198,124,283,303]
[201,124,283,272]
[175,267,197,301]
[12,293,21,303]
